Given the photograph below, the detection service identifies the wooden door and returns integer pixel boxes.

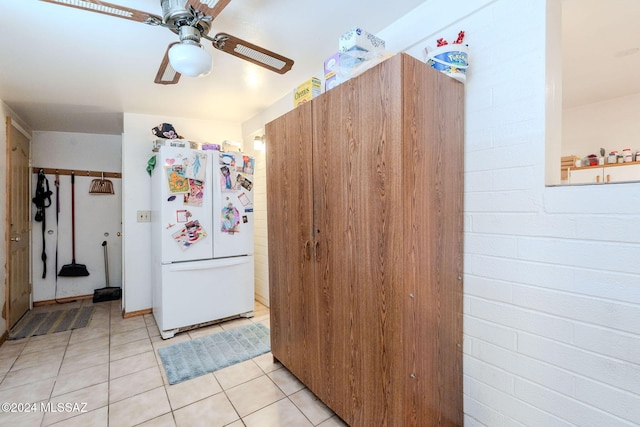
[312,55,405,426]
[265,102,319,387]
[6,117,31,329]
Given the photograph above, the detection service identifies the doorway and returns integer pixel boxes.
[5,117,31,329]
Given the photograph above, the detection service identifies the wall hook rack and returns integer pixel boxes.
[31,167,122,179]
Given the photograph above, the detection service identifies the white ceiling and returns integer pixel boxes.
[1,1,637,135]
[0,0,425,135]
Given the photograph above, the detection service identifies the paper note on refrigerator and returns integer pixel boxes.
[220,165,237,192]
[238,192,251,207]
[185,152,207,182]
[236,174,253,191]
[221,203,241,234]
[242,155,254,175]
[166,166,190,194]
[172,220,207,250]
[184,179,205,206]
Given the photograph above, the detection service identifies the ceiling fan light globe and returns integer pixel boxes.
[168,43,212,77]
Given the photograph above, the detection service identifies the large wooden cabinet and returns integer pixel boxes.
[266,53,464,426]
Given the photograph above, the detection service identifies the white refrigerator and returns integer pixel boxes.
[150,146,255,339]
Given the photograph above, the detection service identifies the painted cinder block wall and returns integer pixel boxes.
[394,1,640,424]
[243,0,640,424]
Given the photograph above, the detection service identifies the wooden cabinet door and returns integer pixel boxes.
[265,102,318,387]
[312,54,405,426]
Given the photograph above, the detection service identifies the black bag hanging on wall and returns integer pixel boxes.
[32,169,53,278]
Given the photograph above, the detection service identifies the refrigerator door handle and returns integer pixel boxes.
[167,257,251,272]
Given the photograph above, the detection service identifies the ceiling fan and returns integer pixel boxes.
[40,0,295,85]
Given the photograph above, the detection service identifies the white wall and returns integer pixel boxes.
[241,0,640,425]
[236,130,269,305]
[121,113,242,314]
[30,131,122,301]
[242,97,292,306]
[563,92,640,159]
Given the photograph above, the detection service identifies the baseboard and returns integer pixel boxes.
[123,308,152,319]
[255,294,269,307]
[33,294,93,306]
[0,330,8,347]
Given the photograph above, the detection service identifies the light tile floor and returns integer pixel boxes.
[0,300,347,427]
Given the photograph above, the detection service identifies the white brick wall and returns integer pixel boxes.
[241,134,270,306]
[442,0,640,424]
[243,0,640,424]
[383,0,639,424]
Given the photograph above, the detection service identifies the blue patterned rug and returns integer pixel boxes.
[158,323,271,385]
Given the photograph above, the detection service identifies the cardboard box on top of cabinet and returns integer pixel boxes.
[324,52,363,91]
[324,28,390,92]
[293,77,322,108]
[152,139,198,152]
[339,27,386,59]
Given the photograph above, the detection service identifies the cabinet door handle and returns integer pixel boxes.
[606,174,611,183]
[596,175,600,183]
[304,240,311,261]
[314,240,320,262]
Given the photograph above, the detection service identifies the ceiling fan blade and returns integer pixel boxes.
[186,0,232,20]
[39,0,162,25]
[155,43,181,85]
[211,33,294,74]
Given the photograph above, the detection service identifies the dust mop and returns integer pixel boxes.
[93,241,121,302]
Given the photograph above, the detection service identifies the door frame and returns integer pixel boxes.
[5,116,32,332]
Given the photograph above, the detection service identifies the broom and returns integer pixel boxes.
[93,241,121,302]
[59,172,90,277]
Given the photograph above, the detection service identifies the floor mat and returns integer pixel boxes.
[9,306,95,340]
[158,323,271,385]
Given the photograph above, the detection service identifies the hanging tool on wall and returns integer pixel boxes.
[89,172,115,195]
[58,172,90,277]
[32,169,53,278]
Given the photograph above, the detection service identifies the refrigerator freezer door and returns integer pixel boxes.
[213,151,255,258]
[152,256,255,338]
[151,147,214,263]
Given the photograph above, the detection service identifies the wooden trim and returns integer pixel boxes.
[123,308,152,319]
[33,294,93,306]
[4,116,12,335]
[32,167,121,179]
[568,160,640,171]
[9,118,30,140]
